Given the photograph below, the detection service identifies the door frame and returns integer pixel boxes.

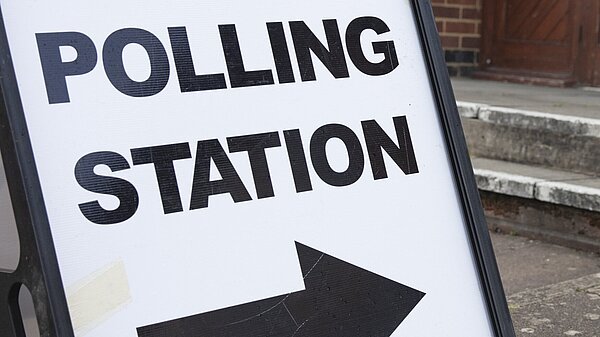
[481,0,599,85]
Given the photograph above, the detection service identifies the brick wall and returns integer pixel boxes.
[432,0,483,76]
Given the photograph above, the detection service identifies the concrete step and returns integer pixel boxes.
[459,102,600,176]
[453,78,600,252]
[471,157,600,253]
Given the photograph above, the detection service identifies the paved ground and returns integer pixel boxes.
[453,77,600,335]
[491,231,600,336]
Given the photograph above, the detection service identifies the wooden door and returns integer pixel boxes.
[589,1,600,86]
[481,0,582,83]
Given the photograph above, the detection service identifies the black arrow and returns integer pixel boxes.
[137,242,425,337]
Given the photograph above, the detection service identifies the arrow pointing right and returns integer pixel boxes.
[138,242,425,337]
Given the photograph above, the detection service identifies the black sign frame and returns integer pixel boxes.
[0,1,516,336]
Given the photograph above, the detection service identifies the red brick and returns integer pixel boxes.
[431,0,446,4]
[435,20,445,33]
[461,36,481,48]
[440,35,460,48]
[462,8,481,20]
[433,5,460,18]
[445,21,476,34]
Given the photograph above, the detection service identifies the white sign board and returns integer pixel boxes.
[0,1,514,337]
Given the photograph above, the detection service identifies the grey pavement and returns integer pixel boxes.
[452,78,600,120]
[455,78,600,335]
[491,231,600,336]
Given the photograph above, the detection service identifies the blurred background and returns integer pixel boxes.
[435,0,599,85]
[434,0,600,336]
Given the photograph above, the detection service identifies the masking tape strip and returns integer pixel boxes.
[67,260,131,336]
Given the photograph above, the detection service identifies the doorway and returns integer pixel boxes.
[479,0,600,87]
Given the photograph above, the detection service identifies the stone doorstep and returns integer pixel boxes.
[472,157,600,213]
[457,101,600,138]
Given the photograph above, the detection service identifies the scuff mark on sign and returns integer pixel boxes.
[67,260,131,336]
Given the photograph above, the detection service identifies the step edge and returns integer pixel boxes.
[456,101,600,138]
[473,166,600,212]
[535,182,600,213]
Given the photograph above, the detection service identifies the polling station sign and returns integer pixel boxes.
[0,1,515,337]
